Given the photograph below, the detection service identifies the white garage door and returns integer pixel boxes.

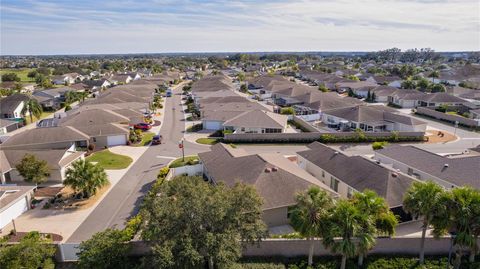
[107,135,127,146]
[0,196,28,229]
[203,121,223,130]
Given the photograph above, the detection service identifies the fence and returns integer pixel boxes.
[416,107,480,127]
[223,131,425,143]
[57,237,462,262]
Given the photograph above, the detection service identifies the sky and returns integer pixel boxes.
[1,0,479,55]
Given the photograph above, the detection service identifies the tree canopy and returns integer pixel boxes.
[0,231,56,269]
[141,176,267,269]
[64,159,108,198]
[15,154,50,184]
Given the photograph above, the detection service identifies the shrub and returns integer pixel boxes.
[372,141,389,150]
[88,144,96,152]
[280,107,295,115]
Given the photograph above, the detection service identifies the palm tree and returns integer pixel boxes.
[21,98,43,124]
[450,187,480,268]
[351,190,398,266]
[403,181,445,264]
[322,200,369,269]
[64,159,108,198]
[77,91,89,103]
[429,70,440,84]
[289,187,334,266]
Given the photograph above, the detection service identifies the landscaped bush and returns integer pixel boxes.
[372,141,389,150]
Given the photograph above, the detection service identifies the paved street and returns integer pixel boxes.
[67,83,209,242]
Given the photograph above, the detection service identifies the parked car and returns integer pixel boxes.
[152,135,162,145]
[134,123,152,130]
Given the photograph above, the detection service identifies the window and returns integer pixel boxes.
[330,177,339,192]
[93,137,97,142]
[407,167,413,176]
[321,170,325,178]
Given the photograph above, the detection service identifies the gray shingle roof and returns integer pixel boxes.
[0,94,29,115]
[223,110,287,129]
[298,142,417,207]
[199,143,336,210]
[376,145,480,188]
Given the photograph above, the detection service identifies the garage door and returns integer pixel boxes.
[107,135,127,146]
[0,196,28,229]
[203,121,223,130]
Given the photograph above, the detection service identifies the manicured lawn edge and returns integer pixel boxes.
[86,149,133,170]
[195,138,218,145]
[168,155,199,168]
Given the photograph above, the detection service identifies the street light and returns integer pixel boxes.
[179,138,185,162]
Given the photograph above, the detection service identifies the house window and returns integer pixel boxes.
[330,177,339,192]
[321,170,325,178]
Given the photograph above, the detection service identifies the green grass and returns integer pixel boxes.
[169,156,199,168]
[133,132,155,147]
[86,150,133,170]
[0,68,36,83]
[195,138,218,145]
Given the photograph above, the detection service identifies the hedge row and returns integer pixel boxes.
[236,255,463,269]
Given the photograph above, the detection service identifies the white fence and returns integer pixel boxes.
[170,164,203,178]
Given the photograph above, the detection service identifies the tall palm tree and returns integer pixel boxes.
[322,200,369,269]
[351,190,398,266]
[64,159,108,198]
[451,187,480,268]
[289,187,334,266]
[429,70,440,84]
[21,98,43,124]
[403,181,445,264]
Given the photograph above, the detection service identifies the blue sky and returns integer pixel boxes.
[1,0,479,55]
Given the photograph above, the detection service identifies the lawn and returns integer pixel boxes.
[0,68,36,83]
[24,111,53,125]
[196,138,218,145]
[132,132,155,147]
[169,155,199,168]
[86,150,133,170]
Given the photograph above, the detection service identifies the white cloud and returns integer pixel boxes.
[1,0,479,54]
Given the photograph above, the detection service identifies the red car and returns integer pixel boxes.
[133,123,152,130]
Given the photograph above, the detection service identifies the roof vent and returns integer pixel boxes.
[444,163,449,168]
[376,160,381,164]
[391,173,398,178]
[271,167,278,172]
[334,151,339,155]
[264,168,271,173]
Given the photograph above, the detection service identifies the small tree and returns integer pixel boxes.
[289,187,334,266]
[0,231,56,269]
[77,229,131,269]
[64,159,108,198]
[1,73,20,82]
[318,85,329,92]
[15,154,50,185]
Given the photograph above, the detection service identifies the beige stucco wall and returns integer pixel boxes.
[297,155,353,199]
[263,207,289,227]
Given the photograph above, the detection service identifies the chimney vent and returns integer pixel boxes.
[264,168,271,173]
[391,173,398,178]
[444,163,449,168]
[334,151,339,155]
[272,167,278,172]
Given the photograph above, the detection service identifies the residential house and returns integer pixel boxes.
[0,93,30,120]
[198,143,337,227]
[0,145,85,184]
[32,87,74,110]
[416,93,467,107]
[84,79,111,92]
[297,142,417,219]
[109,74,133,85]
[223,110,288,134]
[0,185,35,229]
[322,105,427,132]
[0,126,89,150]
[52,74,76,85]
[374,145,480,189]
[0,119,19,134]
